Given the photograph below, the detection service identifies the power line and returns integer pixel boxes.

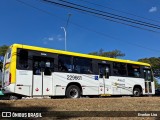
[16,0,160,53]
[65,13,72,29]
[51,0,160,33]
[56,0,160,29]
[78,0,160,24]
[42,0,160,33]
[16,0,63,20]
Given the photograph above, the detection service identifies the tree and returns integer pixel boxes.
[138,57,160,69]
[0,45,9,71]
[89,49,125,58]
[138,57,160,77]
[0,45,9,56]
[154,78,160,89]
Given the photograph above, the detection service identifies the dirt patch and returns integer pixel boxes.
[0,97,160,120]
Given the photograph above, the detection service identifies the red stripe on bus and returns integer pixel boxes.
[5,62,10,66]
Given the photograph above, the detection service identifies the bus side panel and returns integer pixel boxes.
[3,84,15,94]
[78,74,99,95]
[53,73,66,96]
[109,76,144,95]
[109,76,129,95]
[53,72,99,96]
[15,70,32,96]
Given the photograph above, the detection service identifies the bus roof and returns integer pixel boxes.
[12,44,150,66]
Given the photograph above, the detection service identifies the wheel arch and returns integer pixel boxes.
[66,82,82,95]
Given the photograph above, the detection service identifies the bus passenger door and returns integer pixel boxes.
[98,64,111,95]
[32,57,54,96]
[43,58,54,96]
[144,69,153,94]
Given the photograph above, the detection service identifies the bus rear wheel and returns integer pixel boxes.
[9,95,22,100]
[133,88,141,97]
[66,85,81,98]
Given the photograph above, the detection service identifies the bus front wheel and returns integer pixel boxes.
[66,85,81,98]
[133,88,141,97]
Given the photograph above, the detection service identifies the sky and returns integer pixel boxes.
[0,0,160,61]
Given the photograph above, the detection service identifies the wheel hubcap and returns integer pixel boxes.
[69,88,78,98]
[134,90,139,96]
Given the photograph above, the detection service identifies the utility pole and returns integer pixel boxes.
[61,27,66,51]
[61,13,72,51]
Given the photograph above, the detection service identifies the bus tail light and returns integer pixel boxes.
[9,73,11,85]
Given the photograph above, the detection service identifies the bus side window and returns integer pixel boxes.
[144,69,152,82]
[113,62,127,76]
[33,61,41,75]
[73,57,92,74]
[99,67,103,78]
[58,55,73,72]
[99,64,110,78]
[127,64,141,78]
[44,61,52,76]
[19,50,29,69]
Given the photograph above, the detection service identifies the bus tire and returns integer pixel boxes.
[66,85,81,98]
[133,88,141,97]
[9,95,22,100]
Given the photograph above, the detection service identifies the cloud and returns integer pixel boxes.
[43,41,47,44]
[149,6,157,13]
[48,37,54,41]
[43,36,54,41]
[57,35,64,41]
[43,34,64,44]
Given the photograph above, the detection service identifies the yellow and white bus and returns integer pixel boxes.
[2,44,155,99]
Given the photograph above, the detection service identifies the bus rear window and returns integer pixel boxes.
[7,49,11,59]
[18,49,29,69]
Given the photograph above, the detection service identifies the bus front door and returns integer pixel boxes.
[32,57,54,96]
[98,64,111,96]
[144,69,153,94]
